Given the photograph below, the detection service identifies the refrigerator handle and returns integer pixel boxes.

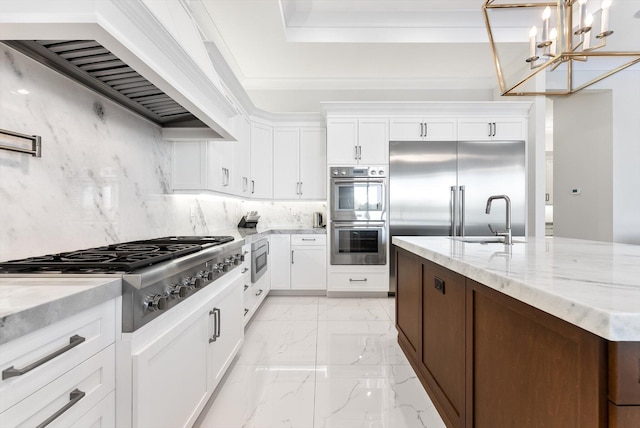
[450,185,458,236]
[459,185,466,237]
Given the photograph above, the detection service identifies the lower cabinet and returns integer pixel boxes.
[0,299,117,428]
[394,247,637,428]
[131,273,243,428]
[271,234,326,291]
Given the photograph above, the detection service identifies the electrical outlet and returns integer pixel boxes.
[190,206,196,218]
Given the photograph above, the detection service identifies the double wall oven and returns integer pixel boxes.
[330,166,387,265]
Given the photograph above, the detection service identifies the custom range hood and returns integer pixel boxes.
[0,0,237,140]
[6,40,213,130]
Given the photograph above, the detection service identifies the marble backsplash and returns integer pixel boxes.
[0,46,325,261]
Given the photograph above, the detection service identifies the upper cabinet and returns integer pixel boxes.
[389,118,457,141]
[273,127,326,200]
[327,118,388,165]
[457,118,526,141]
[250,122,273,199]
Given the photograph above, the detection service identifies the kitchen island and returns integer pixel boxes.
[392,236,640,428]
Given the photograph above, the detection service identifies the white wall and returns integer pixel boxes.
[553,91,614,241]
[0,46,324,261]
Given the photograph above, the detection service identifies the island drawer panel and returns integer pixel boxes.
[608,341,640,405]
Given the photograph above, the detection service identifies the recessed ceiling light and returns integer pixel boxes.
[16,89,30,95]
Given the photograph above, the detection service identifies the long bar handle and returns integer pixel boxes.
[459,185,466,237]
[0,129,42,157]
[251,180,255,194]
[2,335,86,380]
[291,250,294,264]
[349,278,368,282]
[450,186,458,237]
[35,388,85,428]
[420,123,424,137]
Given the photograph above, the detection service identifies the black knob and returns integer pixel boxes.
[195,277,206,288]
[147,294,168,311]
[205,271,214,280]
[171,285,187,298]
[222,263,231,272]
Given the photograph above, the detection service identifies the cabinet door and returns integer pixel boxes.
[457,118,494,140]
[422,259,465,428]
[270,234,291,290]
[172,142,207,190]
[327,119,357,164]
[133,311,209,428]
[493,118,525,140]
[273,128,301,199]
[389,118,423,141]
[467,279,606,428]
[424,119,457,141]
[250,122,273,198]
[208,276,244,391]
[299,127,326,199]
[395,249,422,361]
[207,140,232,193]
[291,247,326,290]
[358,119,388,164]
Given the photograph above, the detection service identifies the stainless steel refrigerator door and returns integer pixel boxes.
[389,140,458,236]
[457,140,526,236]
[389,140,457,293]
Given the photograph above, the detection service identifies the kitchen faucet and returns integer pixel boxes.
[485,195,512,245]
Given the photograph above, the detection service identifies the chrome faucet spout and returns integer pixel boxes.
[486,195,512,245]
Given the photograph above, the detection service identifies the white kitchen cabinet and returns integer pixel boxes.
[207,275,244,392]
[240,243,254,324]
[0,299,117,427]
[131,272,243,428]
[270,234,292,290]
[327,118,388,165]
[172,141,233,194]
[273,127,326,199]
[208,140,233,193]
[327,269,388,293]
[250,122,273,199]
[291,235,327,290]
[270,234,326,291]
[232,116,252,196]
[457,118,526,141]
[389,118,457,141]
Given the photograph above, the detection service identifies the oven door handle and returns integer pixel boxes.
[332,221,386,228]
[331,178,385,185]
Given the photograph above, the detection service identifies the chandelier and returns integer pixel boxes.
[483,0,640,96]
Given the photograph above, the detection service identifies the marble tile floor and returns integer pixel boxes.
[194,296,446,428]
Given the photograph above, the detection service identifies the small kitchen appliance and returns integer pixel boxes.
[312,212,325,228]
[238,211,260,228]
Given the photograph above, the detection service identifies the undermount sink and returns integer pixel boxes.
[450,237,523,244]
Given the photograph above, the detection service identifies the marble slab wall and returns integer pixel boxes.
[0,46,325,261]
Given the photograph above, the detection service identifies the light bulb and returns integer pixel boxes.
[529,26,538,38]
[542,6,551,20]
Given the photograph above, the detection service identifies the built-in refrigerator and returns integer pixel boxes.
[389,139,525,292]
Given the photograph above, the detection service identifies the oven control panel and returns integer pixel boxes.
[331,166,385,178]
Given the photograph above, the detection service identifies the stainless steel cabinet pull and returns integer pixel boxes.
[244,284,249,291]
[244,308,249,316]
[251,180,255,194]
[241,267,249,273]
[299,181,303,195]
[424,123,428,137]
[209,308,220,343]
[349,278,368,282]
[488,122,492,137]
[35,388,85,428]
[354,145,358,160]
[255,289,264,296]
[291,250,294,264]
[2,334,86,380]
[301,238,316,241]
[420,122,424,137]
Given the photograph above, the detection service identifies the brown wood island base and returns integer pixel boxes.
[394,247,640,428]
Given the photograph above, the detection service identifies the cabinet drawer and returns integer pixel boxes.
[328,272,387,291]
[0,344,115,428]
[291,235,326,246]
[0,299,116,412]
[69,391,115,428]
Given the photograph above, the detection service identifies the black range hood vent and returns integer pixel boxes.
[5,40,214,129]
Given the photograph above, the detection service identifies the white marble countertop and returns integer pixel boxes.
[0,277,121,345]
[392,236,640,341]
